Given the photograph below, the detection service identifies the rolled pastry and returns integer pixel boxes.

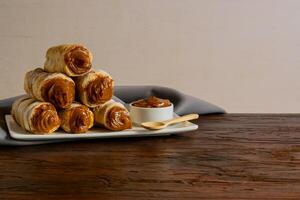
[59,103,94,133]
[24,68,75,109]
[44,44,93,77]
[75,70,114,107]
[93,100,132,131]
[11,95,61,134]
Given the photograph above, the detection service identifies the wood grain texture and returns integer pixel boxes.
[1,114,300,199]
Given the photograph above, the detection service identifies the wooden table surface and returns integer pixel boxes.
[1,114,300,199]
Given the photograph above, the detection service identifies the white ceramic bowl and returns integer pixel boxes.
[129,103,174,125]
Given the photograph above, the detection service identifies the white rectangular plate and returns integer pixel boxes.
[5,115,198,141]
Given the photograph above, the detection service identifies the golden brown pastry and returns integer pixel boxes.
[93,100,132,131]
[11,95,61,134]
[44,44,93,77]
[59,103,94,133]
[75,70,114,107]
[24,68,75,109]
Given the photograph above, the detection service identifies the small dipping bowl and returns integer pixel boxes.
[129,103,174,125]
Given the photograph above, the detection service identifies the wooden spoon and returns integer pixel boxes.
[141,114,199,130]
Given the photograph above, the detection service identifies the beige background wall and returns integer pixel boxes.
[1,0,299,113]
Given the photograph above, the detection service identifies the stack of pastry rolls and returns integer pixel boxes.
[12,44,132,134]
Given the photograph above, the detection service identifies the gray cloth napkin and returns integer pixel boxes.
[0,85,225,146]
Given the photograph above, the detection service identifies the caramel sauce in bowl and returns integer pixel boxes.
[131,96,171,108]
[129,96,173,125]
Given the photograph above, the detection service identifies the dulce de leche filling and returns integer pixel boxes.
[31,104,60,134]
[64,46,92,74]
[86,76,113,104]
[106,107,132,131]
[41,78,75,109]
[69,106,92,133]
[132,96,172,108]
